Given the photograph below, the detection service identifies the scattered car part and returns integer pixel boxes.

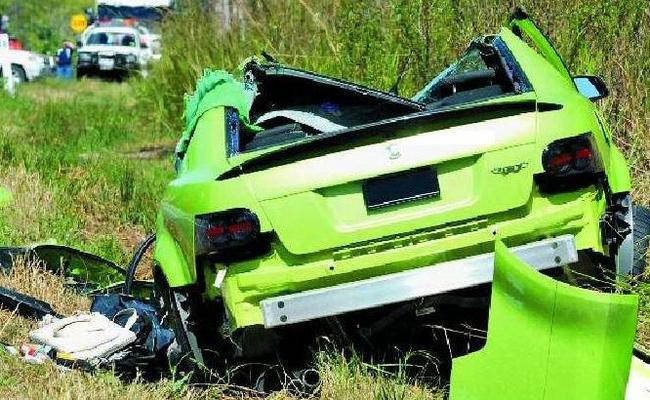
[0,245,126,293]
[449,240,638,399]
[0,287,61,319]
[29,313,137,361]
[91,293,174,373]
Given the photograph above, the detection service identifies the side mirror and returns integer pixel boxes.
[76,40,83,48]
[573,75,608,101]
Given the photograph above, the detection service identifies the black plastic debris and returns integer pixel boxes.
[91,294,174,373]
[0,287,62,319]
[0,245,127,293]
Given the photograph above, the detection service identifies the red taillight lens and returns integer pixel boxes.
[536,134,602,193]
[542,134,600,176]
[546,152,573,172]
[196,209,261,256]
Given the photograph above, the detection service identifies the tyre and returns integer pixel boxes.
[11,64,27,83]
[632,205,650,275]
[153,267,206,376]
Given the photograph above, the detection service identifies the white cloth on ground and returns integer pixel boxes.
[29,313,136,361]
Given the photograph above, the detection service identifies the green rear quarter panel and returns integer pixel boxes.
[155,108,272,287]
[500,27,631,193]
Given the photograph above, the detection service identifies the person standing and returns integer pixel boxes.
[56,41,74,79]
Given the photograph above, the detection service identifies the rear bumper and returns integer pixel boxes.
[261,235,578,328]
[221,188,607,329]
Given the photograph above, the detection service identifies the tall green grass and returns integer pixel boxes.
[0,80,176,265]
[139,0,649,199]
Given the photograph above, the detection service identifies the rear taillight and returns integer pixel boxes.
[535,134,603,193]
[195,209,262,259]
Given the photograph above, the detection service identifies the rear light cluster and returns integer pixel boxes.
[535,134,603,193]
[195,209,269,262]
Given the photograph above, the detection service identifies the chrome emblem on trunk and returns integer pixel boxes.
[386,144,401,160]
[492,162,529,176]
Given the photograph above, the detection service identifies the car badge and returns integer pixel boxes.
[386,144,401,160]
[491,162,529,176]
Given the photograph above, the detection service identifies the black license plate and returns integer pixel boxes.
[363,167,440,210]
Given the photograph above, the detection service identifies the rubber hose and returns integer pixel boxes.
[123,233,156,295]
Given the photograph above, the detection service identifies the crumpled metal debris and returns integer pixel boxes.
[0,237,172,374]
[0,245,126,293]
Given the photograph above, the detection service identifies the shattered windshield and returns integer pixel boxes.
[413,37,516,109]
[413,48,489,103]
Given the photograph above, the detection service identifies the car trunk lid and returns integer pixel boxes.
[240,102,538,255]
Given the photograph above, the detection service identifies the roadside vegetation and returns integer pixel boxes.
[0,0,648,398]
[0,0,92,53]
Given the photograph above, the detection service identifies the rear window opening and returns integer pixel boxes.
[231,36,529,156]
[234,62,423,154]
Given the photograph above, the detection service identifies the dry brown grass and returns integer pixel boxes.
[0,257,90,343]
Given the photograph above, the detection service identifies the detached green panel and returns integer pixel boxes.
[449,240,638,400]
[545,283,637,399]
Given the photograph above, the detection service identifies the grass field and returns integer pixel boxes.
[0,0,649,398]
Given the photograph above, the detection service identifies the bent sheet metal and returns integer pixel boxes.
[449,240,639,399]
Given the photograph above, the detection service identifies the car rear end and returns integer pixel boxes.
[159,27,629,360]
[214,107,608,331]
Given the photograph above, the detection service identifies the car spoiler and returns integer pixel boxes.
[218,100,561,180]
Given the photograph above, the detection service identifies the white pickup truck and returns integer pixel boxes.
[0,48,48,83]
[76,26,152,79]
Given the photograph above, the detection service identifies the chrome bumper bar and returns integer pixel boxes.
[261,235,578,328]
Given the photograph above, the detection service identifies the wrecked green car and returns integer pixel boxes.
[153,9,648,392]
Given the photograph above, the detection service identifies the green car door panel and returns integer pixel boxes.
[507,8,573,84]
[449,240,638,400]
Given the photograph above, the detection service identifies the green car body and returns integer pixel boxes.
[154,9,637,376]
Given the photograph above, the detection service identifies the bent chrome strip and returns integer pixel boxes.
[261,235,577,328]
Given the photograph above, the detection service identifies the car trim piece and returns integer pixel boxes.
[261,235,578,328]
